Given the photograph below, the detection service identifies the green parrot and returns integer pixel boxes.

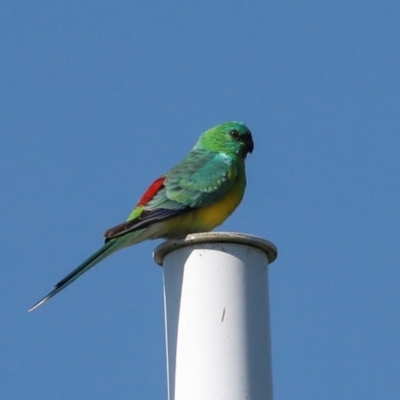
[29,121,254,311]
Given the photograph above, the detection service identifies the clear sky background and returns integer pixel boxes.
[1,2,399,399]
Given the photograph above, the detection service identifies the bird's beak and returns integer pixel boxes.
[244,134,254,154]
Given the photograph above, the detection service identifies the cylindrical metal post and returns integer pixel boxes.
[153,232,277,400]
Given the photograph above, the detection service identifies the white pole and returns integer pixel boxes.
[153,232,278,400]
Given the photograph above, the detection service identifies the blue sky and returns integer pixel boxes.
[1,1,399,399]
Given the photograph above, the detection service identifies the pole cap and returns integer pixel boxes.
[153,232,278,266]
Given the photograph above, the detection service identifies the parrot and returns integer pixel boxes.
[29,121,254,311]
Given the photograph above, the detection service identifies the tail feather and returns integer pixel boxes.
[29,240,118,312]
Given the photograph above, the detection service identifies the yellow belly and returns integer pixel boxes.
[161,164,246,238]
[192,183,244,229]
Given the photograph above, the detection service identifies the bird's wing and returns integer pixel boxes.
[104,150,237,240]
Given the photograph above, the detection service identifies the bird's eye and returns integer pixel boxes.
[229,130,239,138]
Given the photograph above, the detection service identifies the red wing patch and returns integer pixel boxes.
[138,176,165,206]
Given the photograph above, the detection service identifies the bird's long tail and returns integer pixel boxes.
[29,239,121,312]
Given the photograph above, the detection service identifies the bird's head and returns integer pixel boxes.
[196,121,254,158]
